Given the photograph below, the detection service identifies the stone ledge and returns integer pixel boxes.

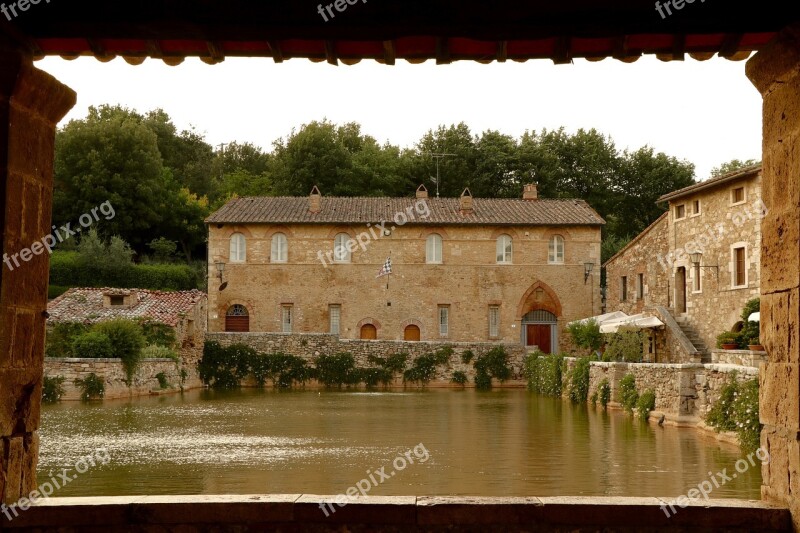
[1,495,790,531]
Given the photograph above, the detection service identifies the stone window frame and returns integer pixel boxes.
[620,276,628,302]
[281,304,293,333]
[426,233,443,264]
[673,203,686,221]
[635,272,644,301]
[730,186,747,206]
[690,199,701,218]
[270,232,288,263]
[692,262,702,294]
[329,304,341,335]
[333,232,352,263]
[547,234,565,264]
[496,234,513,264]
[437,305,450,337]
[488,305,501,339]
[730,242,749,289]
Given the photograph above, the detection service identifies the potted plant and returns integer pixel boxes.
[748,337,765,351]
[716,331,739,350]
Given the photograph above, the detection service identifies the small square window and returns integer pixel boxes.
[692,200,701,215]
[110,295,125,306]
[732,187,745,204]
[674,205,686,220]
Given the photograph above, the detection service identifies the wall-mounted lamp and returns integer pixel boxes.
[584,262,594,283]
[689,252,719,280]
[215,261,228,291]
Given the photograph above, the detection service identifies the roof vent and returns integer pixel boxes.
[523,183,538,201]
[459,188,473,214]
[416,184,428,199]
[309,185,322,214]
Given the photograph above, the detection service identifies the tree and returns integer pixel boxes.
[710,158,761,177]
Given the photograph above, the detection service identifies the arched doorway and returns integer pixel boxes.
[225,304,250,332]
[522,310,557,353]
[404,325,421,341]
[360,324,377,340]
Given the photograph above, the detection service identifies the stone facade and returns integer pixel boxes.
[207,332,528,386]
[43,358,184,400]
[207,188,603,354]
[604,167,764,361]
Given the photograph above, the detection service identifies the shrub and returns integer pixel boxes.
[637,389,656,420]
[155,372,170,389]
[619,373,639,412]
[737,298,760,348]
[46,322,90,358]
[316,352,360,387]
[366,352,409,374]
[706,375,761,454]
[358,367,394,388]
[567,319,603,353]
[568,357,591,403]
[716,331,739,349]
[139,320,177,348]
[706,375,738,431]
[473,347,512,390]
[42,375,66,403]
[461,350,475,364]
[94,319,146,383]
[524,352,564,396]
[74,373,105,401]
[71,331,114,359]
[141,344,179,361]
[452,370,468,385]
[598,379,611,408]
[604,328,644,362]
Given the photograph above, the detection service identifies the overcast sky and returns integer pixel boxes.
[37,54,762,181]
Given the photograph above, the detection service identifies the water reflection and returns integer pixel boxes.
[38,389,761,498]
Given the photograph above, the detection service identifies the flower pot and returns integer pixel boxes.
[721,343,738,350]
[748,344,765,351]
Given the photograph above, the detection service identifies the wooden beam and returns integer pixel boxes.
[552,35,571,64]
[267,40,284,63]
[145,39,163,58]
[325,40,338,65]
[382,40,396,65]
[496,40,507,63]
[87,38,114,62]
[671,34,685,61]
[204,40,225,64]
[436,37,451,65]
[718,33,744,58]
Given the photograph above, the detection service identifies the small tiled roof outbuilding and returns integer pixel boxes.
[47,288,206,327]
[206,196,605,227]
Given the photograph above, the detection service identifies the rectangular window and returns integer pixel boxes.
[110,295,125,306]
[692,200,701,215]
[621,276,628,302]
[489,306,500,338]
[732,187,745,204]
[281,305,293,333]
[438,306,449,337]
[734,247,746,287]
[693,263,701,292]
[637,273,644,300]
[329,305,340,335]
[674,204,686,220]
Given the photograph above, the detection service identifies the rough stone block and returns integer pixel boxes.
[760,363,800,430]
[762,291,800,364]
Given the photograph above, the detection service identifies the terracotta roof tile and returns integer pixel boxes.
[47,288,206,327]
[206,196,605,227]
[657,164,762,203]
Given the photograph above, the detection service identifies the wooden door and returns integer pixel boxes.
[361,324,377,340]
[404,325,420,341]
[527,324,552,353]
[675,267,687,314]
[225,315,249,332]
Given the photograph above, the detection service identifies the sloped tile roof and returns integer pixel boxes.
[657,164,762,203]
[47,288,206,327]
[206,196,605,227]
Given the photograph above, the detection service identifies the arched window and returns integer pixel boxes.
[229,233,246,263]
[271,233,287,263]
[334,233,351,263]
[548,235,565,264]
[496,234,512,264]
[225,304,250,332]
[426,234,442,264]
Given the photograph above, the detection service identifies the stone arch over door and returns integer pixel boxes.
[357,318,381,340]
[516,280,563,319]
[517,281,562,354]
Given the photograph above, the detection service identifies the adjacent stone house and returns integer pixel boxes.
[604,165,764,361]
[205,185,604,353]
[47,287,207,384]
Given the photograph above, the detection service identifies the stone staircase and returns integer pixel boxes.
[673,315,711,362]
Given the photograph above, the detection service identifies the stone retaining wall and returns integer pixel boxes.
[206,332,529,386]
[44,358,186,400]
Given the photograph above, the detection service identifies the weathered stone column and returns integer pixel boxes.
[746,23,800,527]
[0,39,75,504]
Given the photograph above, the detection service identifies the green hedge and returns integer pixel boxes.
[50,251,198,291]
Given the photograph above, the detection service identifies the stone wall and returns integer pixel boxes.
[207,221,602,352]
[711,348,768,367]
[207,332,528,385]
[43,358,185,400]
[604,213,670,315]
[584,360,758,422]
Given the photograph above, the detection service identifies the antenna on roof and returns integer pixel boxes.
[421,152,456,198]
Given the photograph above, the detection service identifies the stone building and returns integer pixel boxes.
[604,165,764,361]
[206,185,604,353]
[47,288,207,384]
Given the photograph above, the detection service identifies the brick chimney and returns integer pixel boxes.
[523,183,538,201]
[459,188,473,214]
[309,185,322,214]
[416,184,428,199]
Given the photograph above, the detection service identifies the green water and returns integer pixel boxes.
[38,389,761,498]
